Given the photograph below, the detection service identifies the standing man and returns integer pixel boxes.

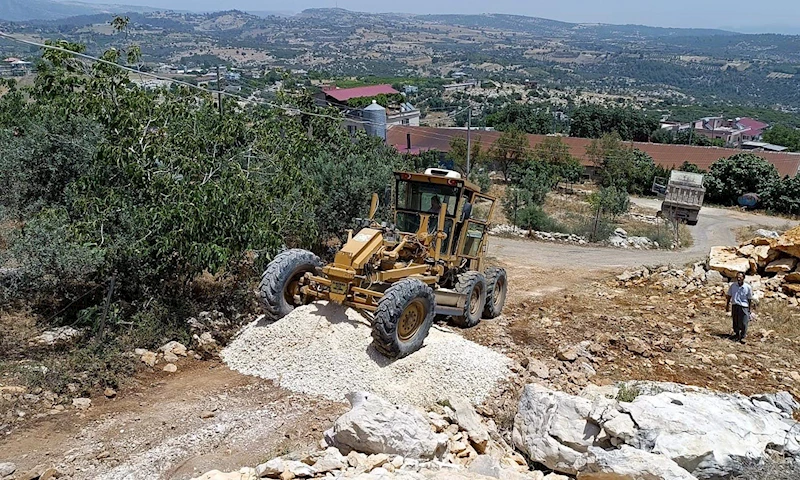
[726,272,754,344]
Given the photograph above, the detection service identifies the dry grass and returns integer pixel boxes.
[757,299,800,338]
[734,223,795,243]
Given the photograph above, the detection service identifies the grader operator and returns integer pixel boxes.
[258,168,507,358]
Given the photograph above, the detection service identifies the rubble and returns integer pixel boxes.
[607,228,657,250]
[489,225,587,246]
[28,326,83,347]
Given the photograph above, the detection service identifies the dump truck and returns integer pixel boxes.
[258,168,507,359]
[653,170,706,226]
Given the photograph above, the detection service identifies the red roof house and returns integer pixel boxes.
[321,84,399,103]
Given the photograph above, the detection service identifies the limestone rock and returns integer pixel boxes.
[512,384,600,475]
[703,270,725,285]
[163,363,178,373]
[620,385,800,478]
[527,359,550,379]
[752,245,781,268]
[72,397,91,410]
[772,225,800,258]
[754,229,779,239]
[104,387,117,398]
[785,272,800,283]
[557,346,578,362]
[765,258,797,274]
[160,340,188,357]
[0,463,16,478]
[749,391,800,418]
[256,458,285,478]
[708,246,750,278]
[447,396,490,454]
[579,446,696,480]
[163,352,179,363]
[466,455,535,480]
[312,447,347,473]
[140,350,157,367]
[191,468,257,480]
[324,392,448,460]
[29,326,82,347]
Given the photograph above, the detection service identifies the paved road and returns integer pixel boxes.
[489,199,797,271]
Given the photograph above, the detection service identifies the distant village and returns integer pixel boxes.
[2,57,798,177]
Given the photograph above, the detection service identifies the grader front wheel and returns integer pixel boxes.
[371,278,435,359]
[258,249,322,320]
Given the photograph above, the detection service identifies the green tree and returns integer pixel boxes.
[762,124,800,152]
[489,129,530,181]
[485,103,555,134]
[704,153,781,206]
[570,105,658,142]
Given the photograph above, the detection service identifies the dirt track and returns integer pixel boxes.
[490,199,797,271]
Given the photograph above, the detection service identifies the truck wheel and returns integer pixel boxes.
[259,249,321,320]
[687,220,698,226]
[483,267,508,319]
[452,271,486,328]
[372,279,435,359]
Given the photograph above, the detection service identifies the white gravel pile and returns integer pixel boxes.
[221,302,512,407]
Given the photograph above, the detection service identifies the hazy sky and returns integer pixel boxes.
[82,0,800,32]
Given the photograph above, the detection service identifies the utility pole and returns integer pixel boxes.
[466,108,472,178]
[216,65,223,116]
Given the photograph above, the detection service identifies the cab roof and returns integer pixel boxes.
[394,169,482,194]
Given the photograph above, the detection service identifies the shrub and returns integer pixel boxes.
[704,153,780,206]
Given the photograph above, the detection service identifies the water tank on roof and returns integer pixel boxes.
[363,100,387,141]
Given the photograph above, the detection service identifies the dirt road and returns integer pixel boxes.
[490,199,796,271]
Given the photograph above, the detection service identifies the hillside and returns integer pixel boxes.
[0,0,154,21]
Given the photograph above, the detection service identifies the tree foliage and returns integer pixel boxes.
[485,103,554,134]
[704,154,780,206]
[762,124,800,152]
[488,129,529,181]
[570,105,658,142]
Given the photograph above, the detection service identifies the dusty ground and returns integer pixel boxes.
[1,361,345,480]
[1,204,799,479]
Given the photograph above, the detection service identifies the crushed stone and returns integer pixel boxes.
[221,302,512,407]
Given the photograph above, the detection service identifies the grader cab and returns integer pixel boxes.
[258,168,508,358]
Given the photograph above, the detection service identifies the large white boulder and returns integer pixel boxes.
[579,446,696,480]
[324,392,448,460]
[620,386,800,478]
[512,382,800,479]
[512,384,601,474]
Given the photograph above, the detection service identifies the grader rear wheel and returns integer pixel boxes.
[452,271,486,328]
[371,278,435,359]
[482,267,508,319]
[258,249,322,321]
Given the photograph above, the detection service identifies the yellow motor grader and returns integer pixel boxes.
[258,168,508,358]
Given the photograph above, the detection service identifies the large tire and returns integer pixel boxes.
[259,249,322,320]
[452,271,486,328]
[372,278,435,359]
[483,267,508,319]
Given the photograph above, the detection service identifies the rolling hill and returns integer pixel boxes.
[0,0,155,21]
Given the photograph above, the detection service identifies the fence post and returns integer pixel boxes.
[99,277,116,340]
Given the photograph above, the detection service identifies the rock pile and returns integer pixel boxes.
[606,228,657,250]
[489,225,587,245]
[513,381,800,479]
[28,326,83,347]
[221,303,511,407]
[706,226,800,298]
[192,382,800,480]
[191,391,549,480]
[133,341,190,372]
